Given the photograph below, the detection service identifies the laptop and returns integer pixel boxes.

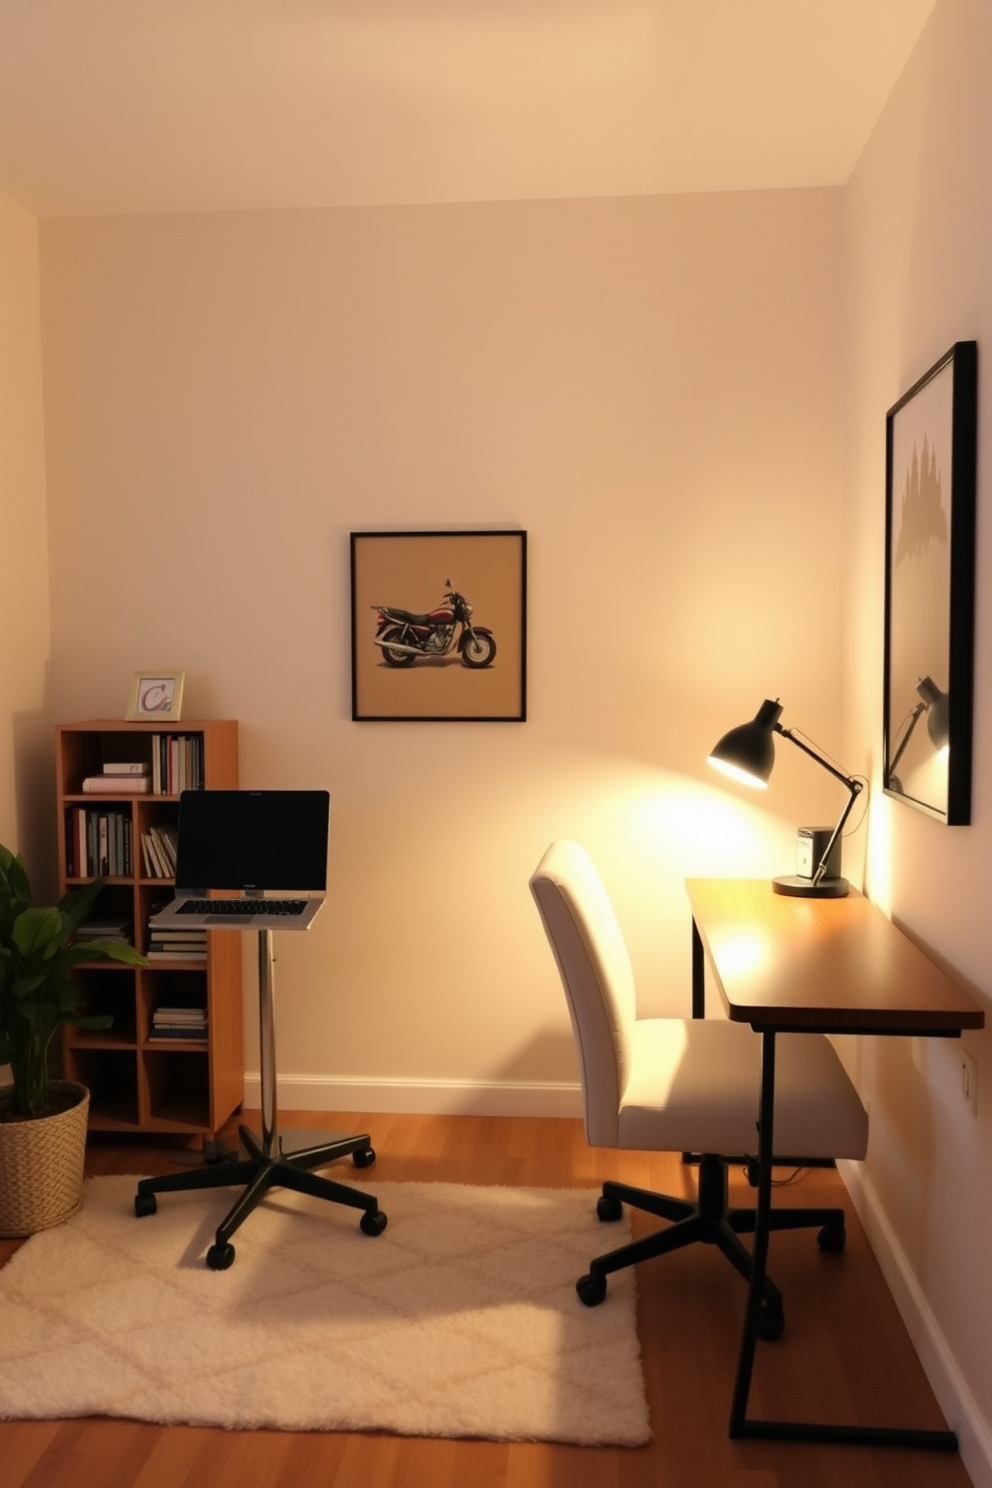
[151,789,330,931]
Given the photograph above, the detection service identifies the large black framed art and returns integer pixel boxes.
[883,341,977,824]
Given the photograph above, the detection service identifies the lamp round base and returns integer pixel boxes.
[773,874,850,898]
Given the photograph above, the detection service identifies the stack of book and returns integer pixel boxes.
[140,825,179,879]
[149,1005,208,1040]
[81,762,152,794]
[147,921,208,961]
[75,914,135,945]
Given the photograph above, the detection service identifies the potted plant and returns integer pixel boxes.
[0,842,144,1235]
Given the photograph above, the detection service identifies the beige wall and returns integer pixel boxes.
[0,191,52,881]
[842,0,992,1476]
[5,0,992,1472]
[38,190,844,1109]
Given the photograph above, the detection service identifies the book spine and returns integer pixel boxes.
[141,831,166,878]
[82,776,151,793]
[65,808,77,878]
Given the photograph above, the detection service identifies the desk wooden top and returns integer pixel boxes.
[686,878,984,1034]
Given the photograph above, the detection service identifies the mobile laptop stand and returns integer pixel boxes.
[134,925,388,1268]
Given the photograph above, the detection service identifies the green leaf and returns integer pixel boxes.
[11,906,63,963]
[0,842,147,1113]
[58,878,109,938]
[10,972,46,1001]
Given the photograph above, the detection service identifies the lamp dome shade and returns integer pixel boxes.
[707,698,783,788]
[917,675,950,752]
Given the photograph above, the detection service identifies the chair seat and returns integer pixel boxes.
[620,1019,868,1160]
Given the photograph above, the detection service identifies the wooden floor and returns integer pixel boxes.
[0,1110,975,1488]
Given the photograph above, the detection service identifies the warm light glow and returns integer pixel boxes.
[707,755,767,789]
[716,932,768,977]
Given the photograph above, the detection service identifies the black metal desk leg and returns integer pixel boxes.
[729,1029,958,1450]
[729,1028,775,1434]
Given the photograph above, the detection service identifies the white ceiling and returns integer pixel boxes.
[0,0,938,219]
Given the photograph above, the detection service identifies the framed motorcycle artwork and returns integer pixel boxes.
[349,530,527,722]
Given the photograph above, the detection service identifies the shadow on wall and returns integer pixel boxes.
[455,1030,582,1118]
[871,1036,938,1264]
[11,705,57,901]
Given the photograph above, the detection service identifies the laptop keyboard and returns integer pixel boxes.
[177,899,307,917]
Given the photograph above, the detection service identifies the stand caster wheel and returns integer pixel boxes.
[817,1223,846,1253]
[758,1301,785,1341]
[360,1209,387,1236]
[576,1273,607,1307]
[596,1194,623,1222]
[352,1147,376,1169]
[134,1193,157,1218]
[207,1242,236,1270]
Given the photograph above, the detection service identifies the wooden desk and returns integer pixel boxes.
[686,878,984,1451]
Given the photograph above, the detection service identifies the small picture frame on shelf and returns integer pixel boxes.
[125,671,186,723]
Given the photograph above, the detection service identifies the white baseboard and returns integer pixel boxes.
[242,1073,584,1120]
[839,1158,992,1487]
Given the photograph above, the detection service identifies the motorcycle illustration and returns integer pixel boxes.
[371,582,497,668]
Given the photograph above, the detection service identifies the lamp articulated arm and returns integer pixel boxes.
[776,725,864,886]
[885,703,925,789]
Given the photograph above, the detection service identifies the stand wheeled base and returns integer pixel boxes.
[134,925,387,1268]
[135,1122,386,1268]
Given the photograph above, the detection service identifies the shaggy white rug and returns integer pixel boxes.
[0,1175,650,1446]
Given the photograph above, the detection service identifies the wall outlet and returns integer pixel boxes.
[961,1049,978,1117]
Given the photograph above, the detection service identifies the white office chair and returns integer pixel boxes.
[529,840,868,1337]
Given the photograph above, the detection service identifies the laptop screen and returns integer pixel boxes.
[173,790,330,894]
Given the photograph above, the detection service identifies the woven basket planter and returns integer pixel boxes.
[0,1081,90,1237]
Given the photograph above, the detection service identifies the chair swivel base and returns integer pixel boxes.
[134,1123,387,1269]
[575,1153,846,1340]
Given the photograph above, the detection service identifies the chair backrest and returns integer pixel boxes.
[529,840,636,1147]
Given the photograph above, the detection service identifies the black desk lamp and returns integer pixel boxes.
[886,675,949,792]
[708,698,864,898]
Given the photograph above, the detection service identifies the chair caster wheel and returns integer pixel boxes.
[206,1242,236,1270]
[352,1147,376,1169]
[360,1209,387,1236]
[596,1195,623,1222]
[134,1192,157,1218]
[817,1223,846,1253]
[758,1302,785,1341]
[576,1273,607,1307]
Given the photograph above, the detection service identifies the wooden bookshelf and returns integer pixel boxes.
[57,720,244,1139]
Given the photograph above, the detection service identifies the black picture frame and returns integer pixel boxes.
[882,341,977,824]
[350,530,527,721]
